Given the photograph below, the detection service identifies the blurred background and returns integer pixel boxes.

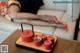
[0,0,80,43]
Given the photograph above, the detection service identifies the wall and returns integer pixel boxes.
[0,0,80,40]
[72,0,80,21]
[41,0,67,11]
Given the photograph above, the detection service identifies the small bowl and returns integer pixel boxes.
[34,37,42,46]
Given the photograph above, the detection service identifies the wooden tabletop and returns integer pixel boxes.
[1,30,80,53]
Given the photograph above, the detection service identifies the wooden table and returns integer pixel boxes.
[1,30,80,53]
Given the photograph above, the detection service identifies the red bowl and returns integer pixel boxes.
[34,41,42,46]
[34,37,42,46]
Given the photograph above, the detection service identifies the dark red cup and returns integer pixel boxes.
[47,35,54,43]
[44,40,52,50]
[40,34,47,41]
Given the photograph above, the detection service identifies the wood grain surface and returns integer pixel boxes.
[1,30,80,53]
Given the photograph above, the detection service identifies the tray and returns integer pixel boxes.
[16,32,57,53]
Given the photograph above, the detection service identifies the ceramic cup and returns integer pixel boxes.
[44,40,52,50]
[34,37,42,46]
